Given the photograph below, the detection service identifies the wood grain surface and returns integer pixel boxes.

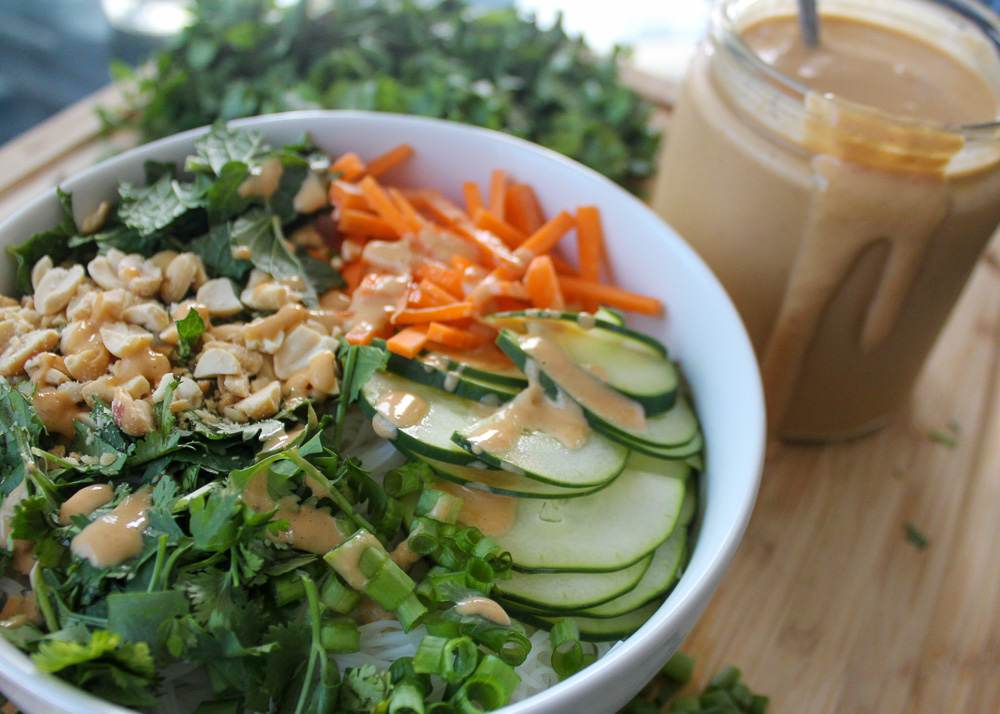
[0,81,997,714]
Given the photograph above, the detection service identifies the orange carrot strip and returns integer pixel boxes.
[504,183,545,235]
[487,169,507,219]
[386,326,430,358]
[359,175,412,238]
[338,209,398,240]
[330,152,366,181]
[418,278,461,305]
[558,276,662,316]
[414,260,465,298]
[549,253,578,276]
[393,302,475,326]
[463,182,485,217]
[330,180,370,212]
[516,211,576,258]
[364,144,414,179]
[473,208,528,249]
[388,187,426,233]
[576,205,604,283]
[524,255,566,311]
[340,260,365,293]
[345,324,378,345]
[575,205,605,311]
[426,322,486,350]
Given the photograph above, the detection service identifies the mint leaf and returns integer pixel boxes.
[7,188,80,295]
[118,172,209,237]
[175,308,206,361]
[188,123,269,176]
[189,224,254,281]
[230,208,302,283]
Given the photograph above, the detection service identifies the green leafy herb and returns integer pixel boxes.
[175,308,207,361]
[103,0,660,195]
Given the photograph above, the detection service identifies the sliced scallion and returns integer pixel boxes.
[549,618,583,679]
[412,635,478,684]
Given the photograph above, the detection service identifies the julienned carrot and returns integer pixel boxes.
[340,260,365,292]
[364,144,414,179]
[515,211,576,260]
[392,302,475,326]
[388,187,426,233]
[345,323,378,345]
[524,255,565,311]
[463,182,485,217]
[330,152,366,181]
[330,180,370,212]
[558,275,662,316]
[416,278,460,306]
[473,208,527,249]
[504,183,545,235]
[414,261,465,299]
[338,209,398,240]
[359,176,411,239]
[575,205,604,311]
[548,253,578,277]
[386,326,430,358]
[487,169,506,219]
[426,322,486,350]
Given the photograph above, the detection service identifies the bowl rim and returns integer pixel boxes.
[0,109,766,714]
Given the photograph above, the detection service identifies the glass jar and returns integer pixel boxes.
[652,0,1000,440]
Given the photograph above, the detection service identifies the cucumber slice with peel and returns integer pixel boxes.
[359,371,492,464]
[510,599,664,642]
[493,553,653,611]
[494,455,688,572]
[574,527,686,618]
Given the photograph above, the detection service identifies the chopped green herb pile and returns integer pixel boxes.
[621,653,769,714]
[103,0,661,196]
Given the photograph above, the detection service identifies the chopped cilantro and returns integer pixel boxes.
[904,522,930,551]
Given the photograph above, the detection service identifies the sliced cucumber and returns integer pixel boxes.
[493,456,687,572]
[678,477,698,529]
[451,407,628,490]
[511,599,664,642]
[409,450,608,499]
[420,349,527,390]
[575,527,686,618]
[489,309,668,357]
[589,396,700,450]
[495,325,677,418]
[493,553,653,612]
[626,430,704,460]
[373,340,520,404]
[359,371,493,464]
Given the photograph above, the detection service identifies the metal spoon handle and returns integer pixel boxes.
[799,0,820,47]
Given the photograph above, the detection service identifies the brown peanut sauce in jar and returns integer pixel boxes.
[654,0,1000,439]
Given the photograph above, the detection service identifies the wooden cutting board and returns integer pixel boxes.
[0,78,998,714]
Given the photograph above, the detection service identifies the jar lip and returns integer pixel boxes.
[712,0,1000,134]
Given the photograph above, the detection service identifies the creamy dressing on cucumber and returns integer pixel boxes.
[71,487,152,568]
[466,376,589,453]
[431,479,516,536]
[376,391,430,428]
[519,323,646,433]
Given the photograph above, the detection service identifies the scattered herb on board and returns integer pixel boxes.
[904,522,930,551]
[620,652,770,713]
[101,0,661,197]
[928,420,960,448]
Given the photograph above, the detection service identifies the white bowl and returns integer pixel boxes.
[0,111,765,714]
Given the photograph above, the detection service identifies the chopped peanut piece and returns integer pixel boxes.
[196,278,243,317]
[111,388,156,437]
[273,324,338,380]
[194,347,242,377]
[0,328,60,377]
[100,323,154,358]
[233,380,281,420]
[116,254,163,298]
[244,303,307,353]
[31,256,54,290]
[87,255,126,291]
[161,253,204,303]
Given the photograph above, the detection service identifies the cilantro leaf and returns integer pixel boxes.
[175,308,206,361]
[32,630,160,708]
[339,664,392,713]
[107,590,190,659]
